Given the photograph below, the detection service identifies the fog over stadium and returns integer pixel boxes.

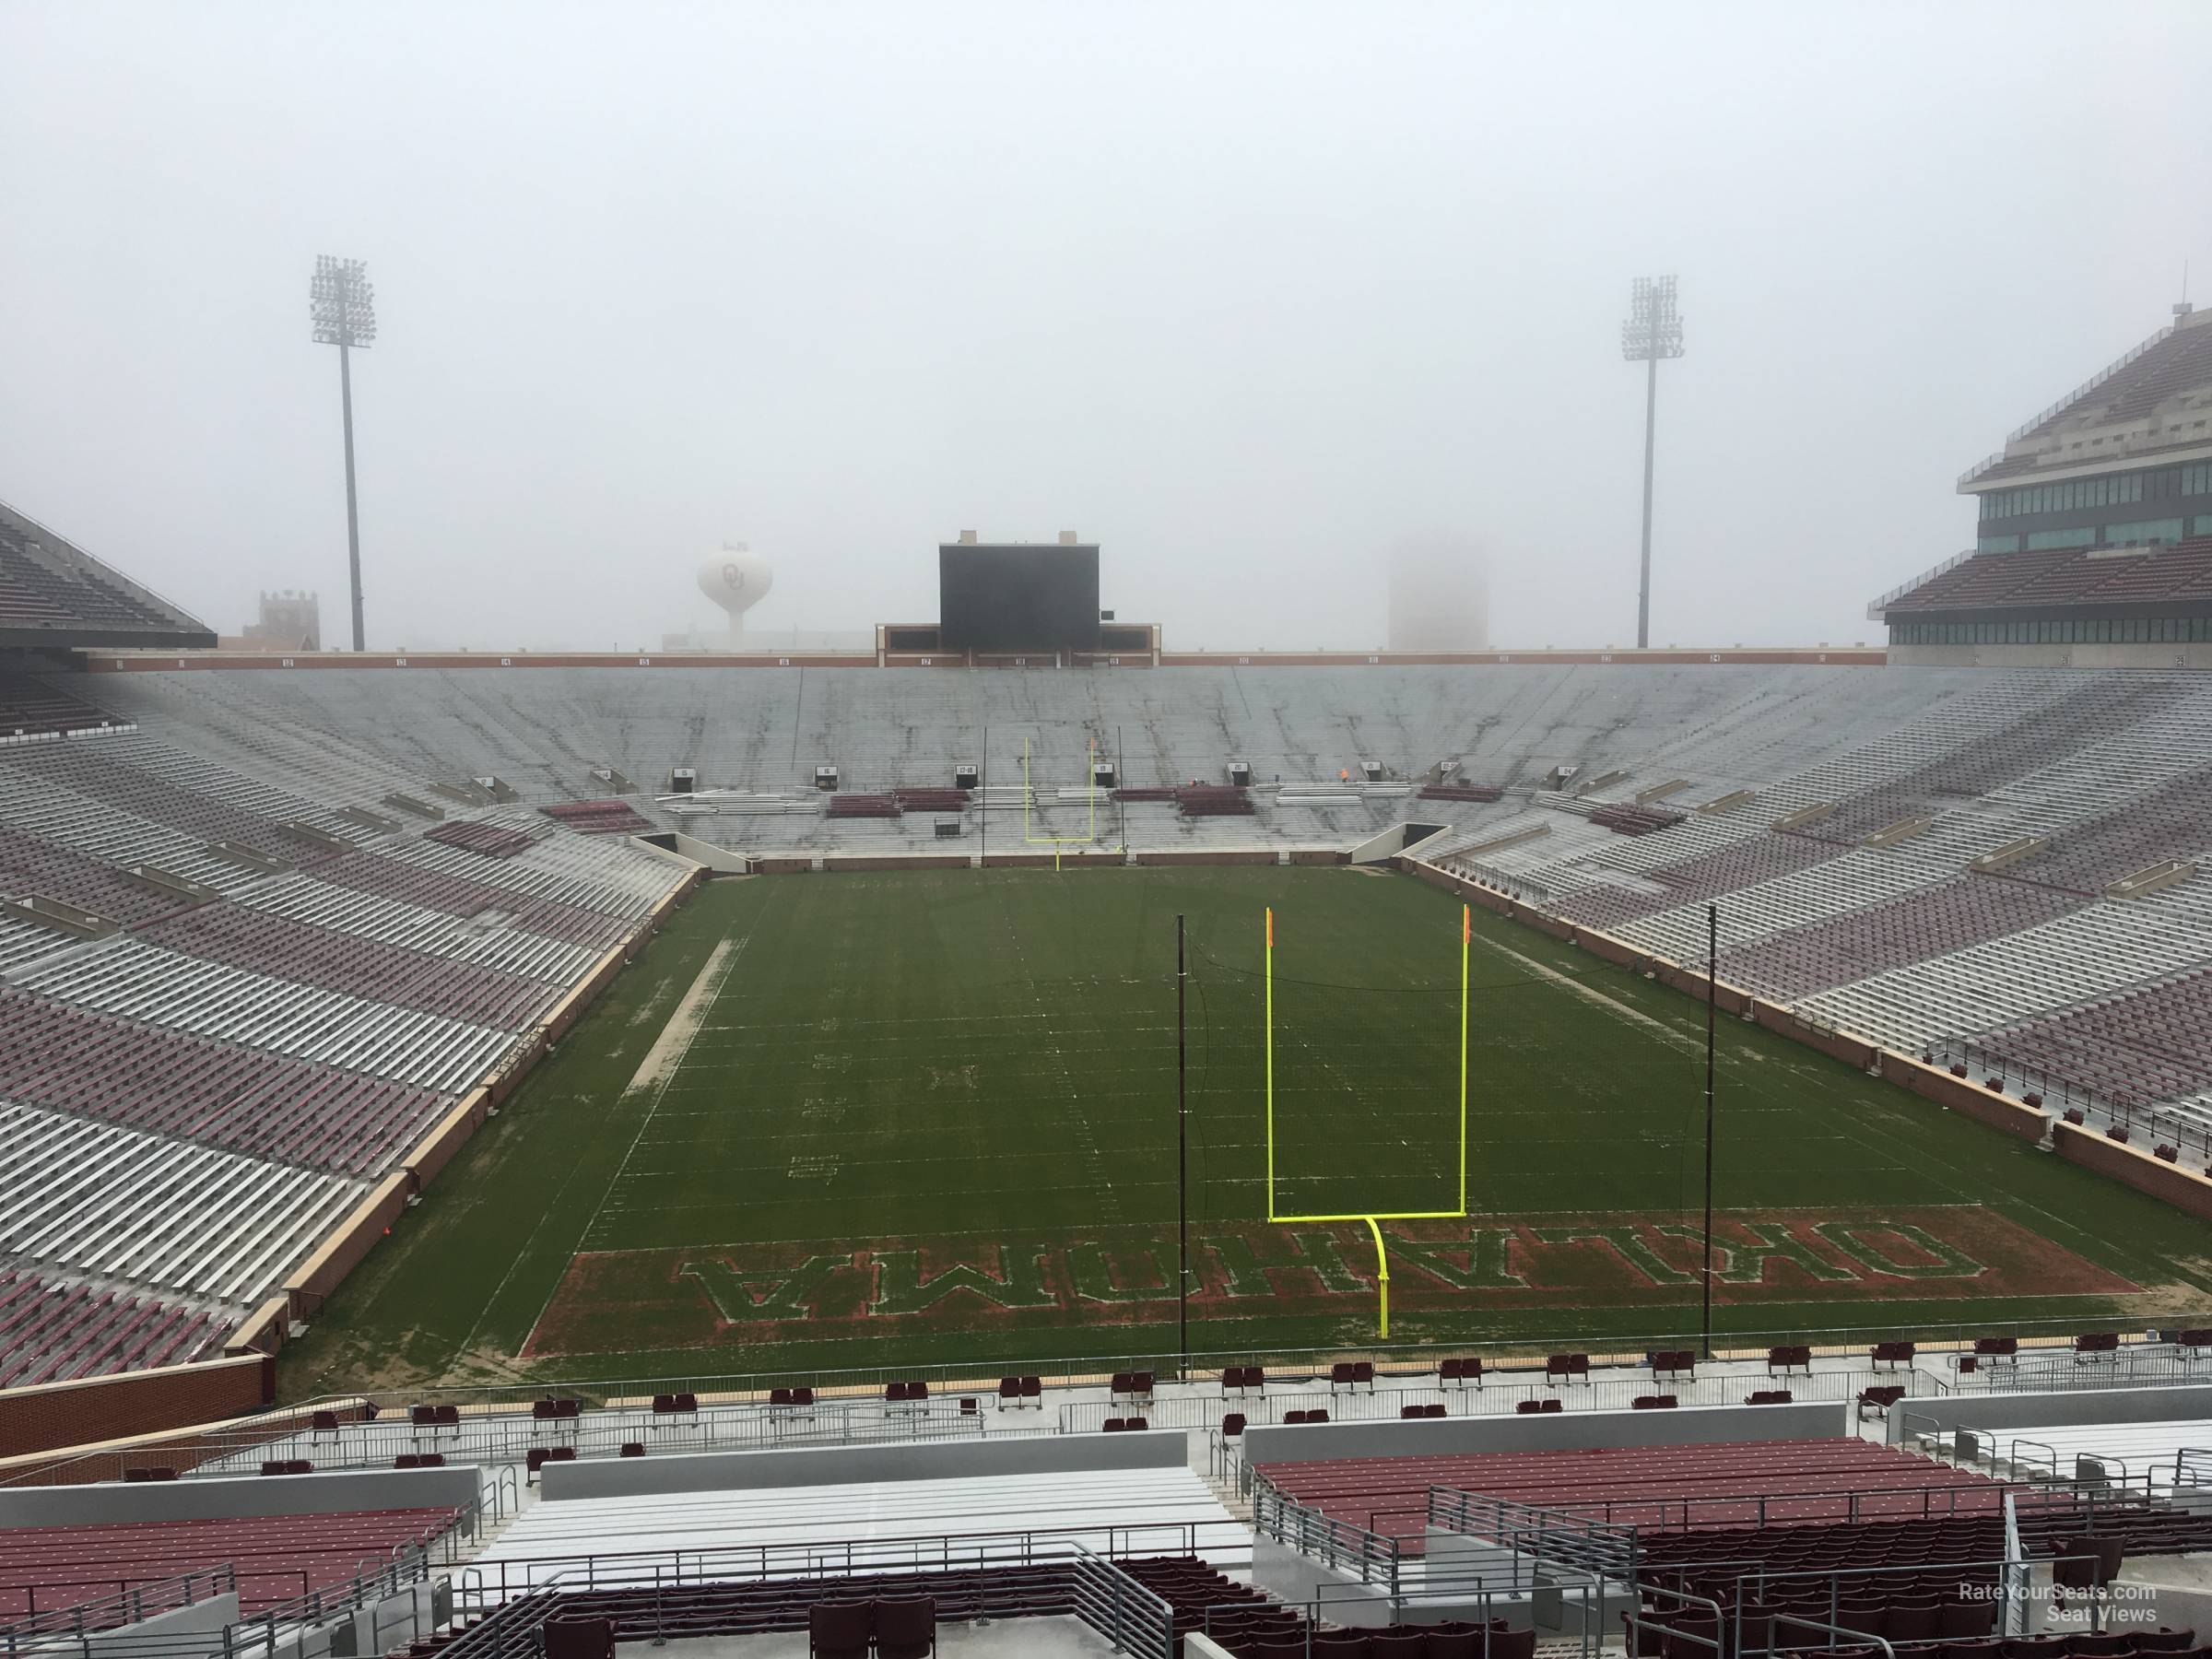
[2,3,2210,654]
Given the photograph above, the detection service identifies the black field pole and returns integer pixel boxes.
[1177,912,1189,1367]
[1701,901,1718,1359]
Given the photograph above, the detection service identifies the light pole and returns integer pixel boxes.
[1620,275,1685,651]
[311,255,378,652]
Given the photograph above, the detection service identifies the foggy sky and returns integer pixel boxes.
[4,3,2209,654]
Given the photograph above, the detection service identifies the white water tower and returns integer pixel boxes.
[696,543,773,642]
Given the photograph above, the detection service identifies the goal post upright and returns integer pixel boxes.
[1021,734,1104,869]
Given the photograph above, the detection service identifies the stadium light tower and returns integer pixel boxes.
[310,255,377,652]
[1620,275,1685,651]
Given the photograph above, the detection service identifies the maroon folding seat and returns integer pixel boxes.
[1887,1601,1940,1643]
[792,1387,815,1406]
[1223,1413,1246,1436]
[2126,1634,2197,1653]
[1488,1630,1538,1659]
[1423,1623,1483,1658]
[1310,1630,1373,1655]
[1370,1631,1426,1654]
[873,1595,934,1659]
[620,1442,643,1457]
[807,1601,871,1659]
[1102,1418,1126,1432]
[1936,1602,1995,1638]
[998,1376,1021,1402]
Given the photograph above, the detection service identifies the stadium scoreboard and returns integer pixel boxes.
[938,542,1101,652]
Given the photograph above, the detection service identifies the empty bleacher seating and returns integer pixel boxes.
[537,799,653,835]
[0,1505,462,1618]
[424,820,539,859]
[0,671,121,740]
[1258,1438,2001,1547]
[0,1265,227,1387]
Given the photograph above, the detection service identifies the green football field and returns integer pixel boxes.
[279,867,2212,1397]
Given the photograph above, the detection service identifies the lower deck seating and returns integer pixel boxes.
[0,1507,462,1618]
[1261,1440,2000,1546]
[0,986,442,1175]
[0,1266,227,1387]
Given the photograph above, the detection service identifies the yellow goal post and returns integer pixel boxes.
[1263,902,1470,1337]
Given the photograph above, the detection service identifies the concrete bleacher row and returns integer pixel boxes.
[0,988,446,1174]
[0,1264,233,1389]
[0,1097,359,1301]
[477,1464,1248,1586]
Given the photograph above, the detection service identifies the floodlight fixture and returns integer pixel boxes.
[310,255,377,650]
[1621,275,1686,649]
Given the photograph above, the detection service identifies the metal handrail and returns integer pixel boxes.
[1865,549,1975,619]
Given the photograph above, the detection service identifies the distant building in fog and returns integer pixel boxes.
[221,590,320,652]
[1386,534,1488,652]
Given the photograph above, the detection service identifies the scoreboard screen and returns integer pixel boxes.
[938,544,1101,652]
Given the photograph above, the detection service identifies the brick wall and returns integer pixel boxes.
[0,1354,272,1462]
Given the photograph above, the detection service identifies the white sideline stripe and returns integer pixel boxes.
[624,936,743,1096]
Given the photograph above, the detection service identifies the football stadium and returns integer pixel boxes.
[8,11,2212,1655]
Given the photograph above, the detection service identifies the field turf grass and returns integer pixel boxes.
[279,868,2212,1397]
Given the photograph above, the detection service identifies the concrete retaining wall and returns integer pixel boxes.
[818,854,973,873]
[1882,1385,2212,1445]
[0,1464,478,1527]
[83,1593,241,1659]
[1133,849,1277,866]
[1879,1054,2048,1141]
[1242,1401,1847,1465]
[542,1426,1186,1501]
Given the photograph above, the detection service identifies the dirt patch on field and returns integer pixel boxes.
[523,1204,2139,1359]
